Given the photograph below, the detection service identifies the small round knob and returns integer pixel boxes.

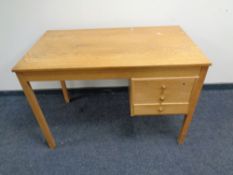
[158,107,163,112]
[160,96,165,101]
[161,85,166,89]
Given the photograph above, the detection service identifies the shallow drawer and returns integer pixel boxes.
[130,76,198,116]
[133,103,189,115]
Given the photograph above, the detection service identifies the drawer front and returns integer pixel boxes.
[134,103,189,115]
[130,76,198,115]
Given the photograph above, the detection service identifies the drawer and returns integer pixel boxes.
[133,103,189,115]
[130,76,198,116]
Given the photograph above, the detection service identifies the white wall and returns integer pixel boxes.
[1,0,233,90]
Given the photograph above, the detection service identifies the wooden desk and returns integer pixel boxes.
[12,26,211,149]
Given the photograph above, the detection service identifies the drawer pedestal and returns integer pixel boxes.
[130,75,199,116]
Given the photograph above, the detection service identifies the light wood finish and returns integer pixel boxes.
[12,26,211,148]
[60,80,70,103]
[133,103,189,115]
[12,26,211,72]
[178,66,209,144]
[131,76,198,105]
[130,76,198,116]
[129,79,135,116]
[16,74,56,149]
[16,66,201,81]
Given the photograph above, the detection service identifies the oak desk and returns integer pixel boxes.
[12,26,211,149]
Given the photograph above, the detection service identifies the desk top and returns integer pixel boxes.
[13,26,211,72]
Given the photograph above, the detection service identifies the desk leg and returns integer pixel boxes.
[60,80,70,103]
[178,66,208,144]
[17,74,56,149]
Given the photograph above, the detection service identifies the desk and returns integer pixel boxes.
[12,26,211,149]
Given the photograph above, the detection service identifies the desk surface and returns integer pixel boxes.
[13,26,211,72]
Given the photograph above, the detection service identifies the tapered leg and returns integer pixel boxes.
[178,114,193,144]
[60,80,70,103]
[178,66,209,144]
[17,74,56,149]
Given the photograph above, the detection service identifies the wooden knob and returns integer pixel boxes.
[158,107,163,112]
[160,96,165,101]
[161,85,166,89]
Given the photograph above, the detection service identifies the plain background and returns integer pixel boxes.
[0,0,232,90]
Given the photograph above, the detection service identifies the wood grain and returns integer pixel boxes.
[12,26,211,72]
[17,73,56,149]
[133,103,189,115]
[178,66,209,144]
[18,66,201,81]
[131,76,198,104]
[60,80,70,103]
[12,26,211,148]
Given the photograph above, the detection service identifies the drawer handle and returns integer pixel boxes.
[160,96,165,101]
[158,107,163,112]
[161,85,166,89]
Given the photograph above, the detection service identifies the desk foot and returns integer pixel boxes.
[177,114,193,144]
